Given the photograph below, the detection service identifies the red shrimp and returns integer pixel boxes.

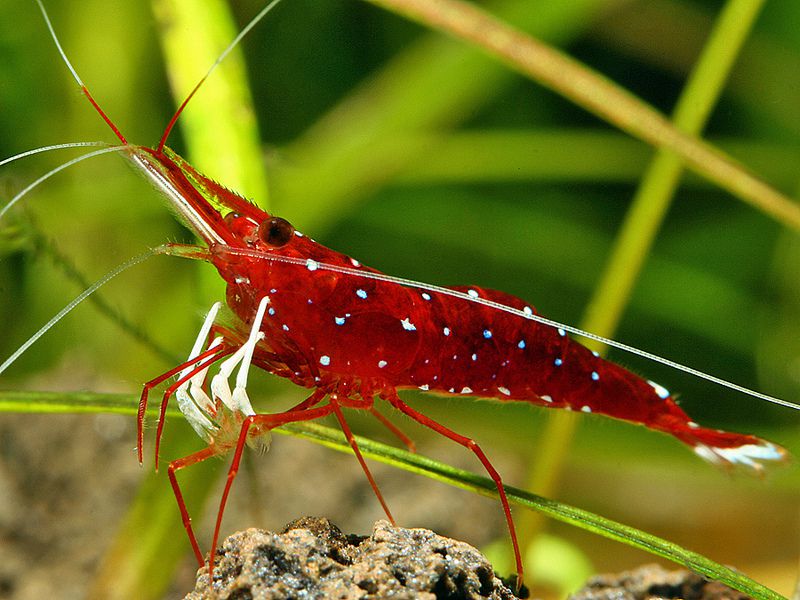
[128,145,787,585]
[13,0,790,590]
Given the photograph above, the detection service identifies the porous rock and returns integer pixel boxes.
[568,563,753,600]
[185,517,518,599]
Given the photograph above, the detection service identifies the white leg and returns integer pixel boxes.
[231,297,270,416]
[211,296,269,415]
[175,302,221,440]
[188,336,223,414]
[211,343,247,410]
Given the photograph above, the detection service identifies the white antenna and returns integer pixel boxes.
[0,248,161,375]
[0,146,123,220]
[35,0,85,88]
[0,141,108,168]
[213,245,800,413]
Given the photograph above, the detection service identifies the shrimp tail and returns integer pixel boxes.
[659,415,788,472]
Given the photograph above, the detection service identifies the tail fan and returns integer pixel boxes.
[673,423,787,473]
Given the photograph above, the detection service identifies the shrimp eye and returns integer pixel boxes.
[259,216,294,247]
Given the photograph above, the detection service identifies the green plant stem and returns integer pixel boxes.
[151,0,268,205]
[364,0,800,231]
[394,131,799,189]
[583,0,766,339]
[519,0,766,551]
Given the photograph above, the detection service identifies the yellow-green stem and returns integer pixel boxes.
[519,0,766,551]
[364,0,799,230]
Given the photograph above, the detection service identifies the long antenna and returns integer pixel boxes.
[0,146,123,220]
[0,248,160,375]
[0,141,108,168]
[35,0,128,144]
[157,0,285,152]
[212,245,800,413]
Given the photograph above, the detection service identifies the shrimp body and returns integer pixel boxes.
[138,146,785,470]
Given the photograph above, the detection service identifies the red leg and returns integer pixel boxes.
[330,396,395,524]
[285,388,327,412]
[386,393,524,586]
[153,346,235,471]
[369,406,416,453]
[207,402,339,580]
[167,445,219,567]
[137,344,226,464]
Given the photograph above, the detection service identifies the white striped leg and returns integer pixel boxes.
[211,296,269,417]
[175,302,222,440]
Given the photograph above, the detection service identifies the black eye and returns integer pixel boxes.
[258,216,294,247]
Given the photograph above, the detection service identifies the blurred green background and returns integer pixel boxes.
[0,0,798,598]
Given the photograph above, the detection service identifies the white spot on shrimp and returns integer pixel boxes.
[558,328,566,337]
[421,292,432,301]
[306,259,319,271]
[483,329,492,339]
[424,359,430,364]
[541,395,553,403]
[581,405,592,413]
[419,384,430,391]
[591,371,599,381]
[401,318,417,331]
[648,380,671,399]
[443,327,451,336]
[688,421,700,429]
[554,358,563,367]
[378,360,388,368]
[335,316,346,326]
[295,231,304,237]
[356,289,368,299]
[235,275,250,284]
[282,324,290,331]
[518,340,526,349]
[448,387,455,393]
[461,387,473,394]
[592,351,600,357]
[467,289,479,298]
[307,298,313,304]
[452,354,458,360]
[270,288,277,293]
[268,307,276,316]
[319,355,331,366]
[350,258,360,267]
[471,353,477,361]
[498,386,511,396]
[523,306,533,316]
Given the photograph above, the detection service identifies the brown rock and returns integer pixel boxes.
[184,517,519,599]
[569,564,752,600]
